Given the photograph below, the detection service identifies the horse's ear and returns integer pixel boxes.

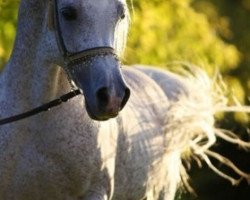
[47,0,55,31]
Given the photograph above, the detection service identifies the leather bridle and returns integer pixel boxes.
[48,0,118,66]
[0,0,120,125]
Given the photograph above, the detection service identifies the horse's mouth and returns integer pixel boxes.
[85,101,118,121]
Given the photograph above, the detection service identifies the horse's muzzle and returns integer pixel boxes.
[94,86,130,120]
[65,55,130,121]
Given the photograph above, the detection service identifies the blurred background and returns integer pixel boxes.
[0,0,249,199]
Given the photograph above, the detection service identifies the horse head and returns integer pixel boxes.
[45,0,130,121]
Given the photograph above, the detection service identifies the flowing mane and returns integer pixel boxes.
[114,1,130,56]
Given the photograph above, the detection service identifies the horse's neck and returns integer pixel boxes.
[3,61,69,109]
[1,0,70,112]
[12,0,46,57]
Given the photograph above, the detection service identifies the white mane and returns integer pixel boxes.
[114,2,130,56]
[164,63,250,192]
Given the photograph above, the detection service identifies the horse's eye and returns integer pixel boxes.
[120,11,126,20]
[61,6,78,21]
[118,4,126,20]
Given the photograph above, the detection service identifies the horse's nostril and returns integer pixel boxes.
[120,87,130,110]
[96,87,109,105]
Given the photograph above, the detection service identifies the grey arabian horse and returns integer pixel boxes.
[0,0,250,200]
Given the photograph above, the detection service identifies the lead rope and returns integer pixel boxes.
[0,89,81,125]
[63,65,79,91]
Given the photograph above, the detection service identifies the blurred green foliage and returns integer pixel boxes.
[192,0,250,93]
[125,0,240,74]
[0,0,19,68]
[0,0,249,122]
[125,0,249,123]
[191,0,250,123]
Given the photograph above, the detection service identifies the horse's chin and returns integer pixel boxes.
[85,101,118,121]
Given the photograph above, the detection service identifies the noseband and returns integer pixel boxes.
[0,0,120,125]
